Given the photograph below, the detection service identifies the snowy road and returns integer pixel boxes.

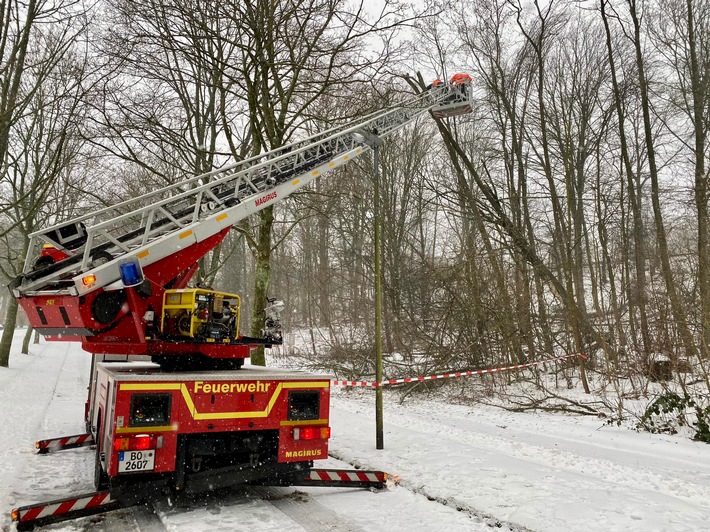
[329,391,710,531]
[2,333,710,531]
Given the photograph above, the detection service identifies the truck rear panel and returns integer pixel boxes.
[91,363,330,494]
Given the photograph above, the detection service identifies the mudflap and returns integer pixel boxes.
[109,472,174,506]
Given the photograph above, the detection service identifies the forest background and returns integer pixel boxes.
[2,0,710,435]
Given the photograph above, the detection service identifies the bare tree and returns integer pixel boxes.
[0,0,87,235]
[648,0,710,359]
[0,7,92,366]
[599,0,653,366]
[622,0,699,361]
[213,0,423,364]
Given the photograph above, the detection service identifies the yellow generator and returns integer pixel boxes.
[161,288,241,343]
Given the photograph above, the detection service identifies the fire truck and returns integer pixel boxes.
[9,78,472,529]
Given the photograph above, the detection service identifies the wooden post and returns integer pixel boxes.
[374,145,384,450]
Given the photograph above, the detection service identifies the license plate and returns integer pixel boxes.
[118,449,155,473]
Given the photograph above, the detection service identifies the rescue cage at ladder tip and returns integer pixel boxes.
[429,73,473,119]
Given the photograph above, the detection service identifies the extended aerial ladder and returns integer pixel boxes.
[9,79,472,530]
[10,81,472,365]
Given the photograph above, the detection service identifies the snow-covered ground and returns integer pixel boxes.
[2,330,710,531]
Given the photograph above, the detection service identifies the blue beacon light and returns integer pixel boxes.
[119,258,144,287]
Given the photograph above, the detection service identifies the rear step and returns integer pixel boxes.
[36,433,94,454]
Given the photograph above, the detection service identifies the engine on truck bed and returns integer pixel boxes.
[161,288,241,343]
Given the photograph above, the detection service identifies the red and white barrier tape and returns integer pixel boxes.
[332,353,586,387]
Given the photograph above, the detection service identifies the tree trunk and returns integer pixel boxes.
[21,326,34,354]
[685,0,710,358]
[628,0,698,361]
[600,0,652,358]
[249,206,274,366]
[0,297,20,367]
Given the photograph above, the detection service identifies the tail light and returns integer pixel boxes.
[293,426,331,441]
[113,434,163,451]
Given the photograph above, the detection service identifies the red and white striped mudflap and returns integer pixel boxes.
[11,490,123,530]
[296,468,387,489]
[36,433,94,454]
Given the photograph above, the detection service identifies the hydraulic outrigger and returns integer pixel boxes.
[12,468,388,530]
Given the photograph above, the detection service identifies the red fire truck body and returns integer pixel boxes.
[91,362,331,499]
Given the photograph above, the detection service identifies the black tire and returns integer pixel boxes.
[152,354,243,371]
[91,291,126,324]
[213,357,244,370]
[94,414,109,490]
[90,250,113,267]
[33,256,55,269]
[152,354,202,371]
[94,449,109,490]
